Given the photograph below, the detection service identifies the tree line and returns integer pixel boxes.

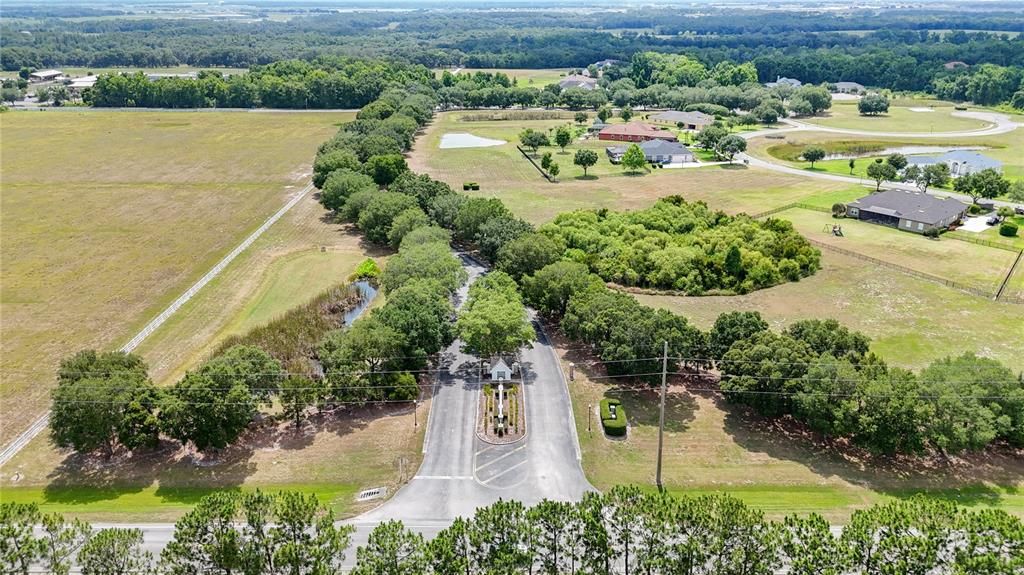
[4,487,1021,574]
[84,58,434,109]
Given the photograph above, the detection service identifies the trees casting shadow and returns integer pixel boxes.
[719,396,1024,502]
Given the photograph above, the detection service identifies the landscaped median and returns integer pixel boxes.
[599,398,627,438]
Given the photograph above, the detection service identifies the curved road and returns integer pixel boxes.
[740,112,1023,209]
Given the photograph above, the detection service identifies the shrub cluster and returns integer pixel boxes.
[541,196,821,294]
[6,487,1021,575]
[599,398,627,437]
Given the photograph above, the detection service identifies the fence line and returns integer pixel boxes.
[947,232,1023,253]
[516,145,554,182]
[805,238,999,300]
[749,202,830,219]
[994,249,1024,302]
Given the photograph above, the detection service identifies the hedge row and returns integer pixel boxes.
[600,397,627,437]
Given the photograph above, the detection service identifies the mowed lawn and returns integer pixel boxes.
[800,100,993,133]
[773,207,1018,293]
[410,112,854,223]
[0,110,354,444]
[751,113,1024,183]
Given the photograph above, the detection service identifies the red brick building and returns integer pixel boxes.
[597,122,678,143]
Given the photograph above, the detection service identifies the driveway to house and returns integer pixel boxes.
[738,114,1023,209]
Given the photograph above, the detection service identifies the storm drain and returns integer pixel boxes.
[356,487,387,502]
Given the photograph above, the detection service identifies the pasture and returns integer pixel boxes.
[773,207,1018,294]
[0,110,354,444]
[433,67,573,87]
[800,99,994,133]
[409,111,856,222]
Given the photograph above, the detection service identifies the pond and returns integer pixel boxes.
[439,132,507,149]
[344,280,379,326]
[824,145,986,161]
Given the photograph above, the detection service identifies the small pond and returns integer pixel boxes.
[440,132,507,149]
[824,145,985,161]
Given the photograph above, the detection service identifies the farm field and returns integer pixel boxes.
[636,249,1024,373]
[0,173,422,523]
[433,67,572,87]
[0,110,354,445]
[800,100,993,133]
[772,207,1018,294]
[410,111,855,222]
[130,192,383,386]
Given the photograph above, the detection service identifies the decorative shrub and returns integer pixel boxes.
[924,227,940,238]
[1000,221,1019,237]
[968,204,987,215]
[471,183,480,190]
[600,398,627,437]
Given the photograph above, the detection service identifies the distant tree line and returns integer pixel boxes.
[85,58,434,109]
[4,487,1022,574]
[5,7,1024,107]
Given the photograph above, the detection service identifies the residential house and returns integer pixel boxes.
[607,139,695,165]
[906,151,1002,177]
[598,122,678,143]
[944,61,969,70]
[846,189,968,234]
[648,110,715,130]
[587,118,607,133]
[68,75,98,94]
[765,76,802,89]
[593,59,622,71]
[29,69,65,83]
[832,81,865,94]
[558,74,598,91]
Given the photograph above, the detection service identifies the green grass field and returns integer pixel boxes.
[753,112,1024,183]
[410,111,854,222]
[775,207,1018,293]
[0,110,354,444]
[801,100,993,133]
[433,67,573,87]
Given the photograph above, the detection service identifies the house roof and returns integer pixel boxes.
[847,189,968,224]
[650,110,714,125]
[607,139,693,157]
[834,81,864,89]
[30,69,63,78]
[906,151,1002,171]
[558,74,597,90]
[599,122,678,141]
[766,77,802,88]
[69,75,98,89]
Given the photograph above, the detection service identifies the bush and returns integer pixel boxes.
[924,227,940,238]
[968,203,987,215]
[349,258,381,281]
[599,398,627,437]
[1000,221,1019,237]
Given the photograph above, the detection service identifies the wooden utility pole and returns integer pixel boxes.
[656,340,668,490]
